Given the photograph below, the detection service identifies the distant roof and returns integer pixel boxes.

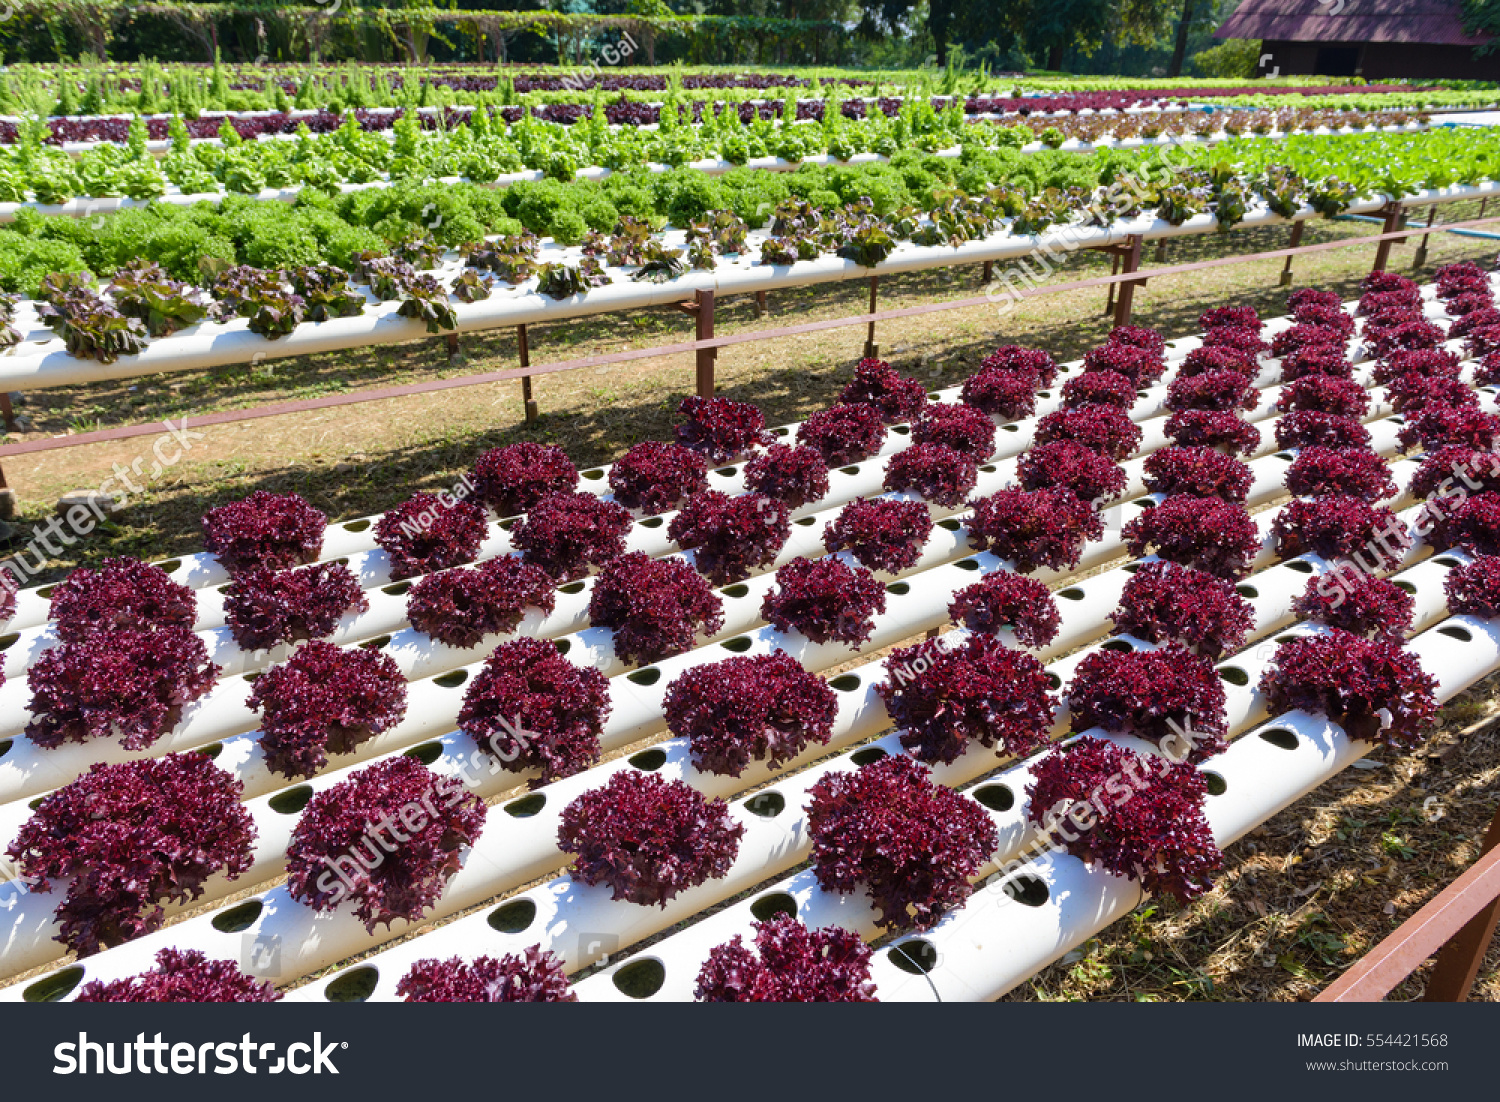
[1215,0,1492,46]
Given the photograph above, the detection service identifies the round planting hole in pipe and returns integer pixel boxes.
[773,427,791,438]
[211,899,264,934]
[487,898,537,934]
[0,632,18,652]
[554,639,572,655]
[888,939,939,975]
[720,635,754,653]
[34,585,54,599]
[938,518,962,532]
[269,786,314,816]
[325,966,379,1003]
[1046,672,1062,690]
[156,558,183,576]
[627,667,662,686]
[743,791,785,818]
[381,580,412,597]
[980,464,998,474]
[1393,580,1416,594]
[639,517,665,529]
[1058,588,1085,601]
[629,748,668,772]
[973,784,1014,812]
[403,741,444,766]
[433,669,469,689]
[954,558,981,571]
[504,794,547,818]
[1258,727,1300,751]
[23,966,84,1003]
[1236,585,1258,599]
[342,519,372,533]
[891,425,911,436]
[1274,452,1294,462]
[721,584,750,599]
[559,581,586,595]
[1101,639,1135,653]
[1,738,16,760]
[1203,771,1228,796]
[999,874,1049,908]
[1439,625,1474,642]
[714,467,737,478]
[359,634,393,651]
[1433,556,1462,568]
[1122,562,1141,573]
[850,746,888,767]
[612,958,666,999]
[581,468,606,481]
[829,674,862,692]
[795,516,817,527]
[1000,423,1020,433]
[1220,666,1249,687]
[839,466,860,476]
[886,582,911,596]
[1286,560,1315,573]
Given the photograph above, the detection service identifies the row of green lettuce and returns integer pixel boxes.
[2,129,1497,301]
[0,92,1446,210]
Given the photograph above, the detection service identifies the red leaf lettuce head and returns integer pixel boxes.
[48,557,197,641]
[761,557,887,647]
[695,914,875,1003]
[1371,348,1462,386]
[822,497,933,575]
[1272,495,1411,569]
[977,345,1059,387]
[588,550,725,665]
[1425,491,1500,556]
[911,402,997,459]
[1143,445,1253,502]
[1291,566,1414,644]
[1276,374,1368,417]
[1448,307,1500,340]
[1202,325,1269,358]
[1443,292,1496,318]
[1356,289,1423,317]
[76,948,279,1003]
[7,752,254,956]
[1061,370,1136,410]
[1290,302,1356,336]
[201,490,326,574]
[1271,323,1347,361]
[25,626,221,750]
[1107,324,1166,356]
[1165,409,1262,456]
[1278,344,1353,382]
[877,633,1055,765]
[1369,319,1445,359]
[1444,555,1500,619]
[374,491,489,581]
[1122,495,1259,580]
[743,443,830,510]
[1288,288,1344,312]
[405,556,557,649]
[511,491,633,582]
[1284,446,1396,503]
[223,562,368,651]
[558,769,745,907]
[795,403,888,467]
[967,487,1104,574]
[1066,643,1228,762]
[247,639,408,779]
[1467,324,1500,359]
[1034,404,1142,460]
[806,755,997,932]
[675,395,773,464]
[1024,735,1221,903]
[285,756,487,931]
[947,570,1060,647]
[1165,370,1256,414]
[459,636,610,786]
[1259,629,1438,748]
[1111,561,1253,659]
[1200,305,1261,333]
[607,441,710,515]
[668,489,790,586]
[1178,345,1258,379]
[837,358,929,424]
[472,442,579,516]
[1398,407,1500,453]
[1386,373,1479,416]
[1275,411,1371,452]
[960,363,1040,420]
[664,650,836,777]
[1017,440,1127,504]
[1082,343,1165,387]
[883,442,979,508]
[1411,445,1500,501]
[1359,270,1419,298]
[397,949,576,1002]
[1480,351,1500,388]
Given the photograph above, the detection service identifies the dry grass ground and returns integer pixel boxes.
[4,205,1499,1003]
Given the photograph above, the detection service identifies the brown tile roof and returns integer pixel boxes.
[1215,0,1492,47]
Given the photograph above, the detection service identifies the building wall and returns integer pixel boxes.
[1261,38,1498,79]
